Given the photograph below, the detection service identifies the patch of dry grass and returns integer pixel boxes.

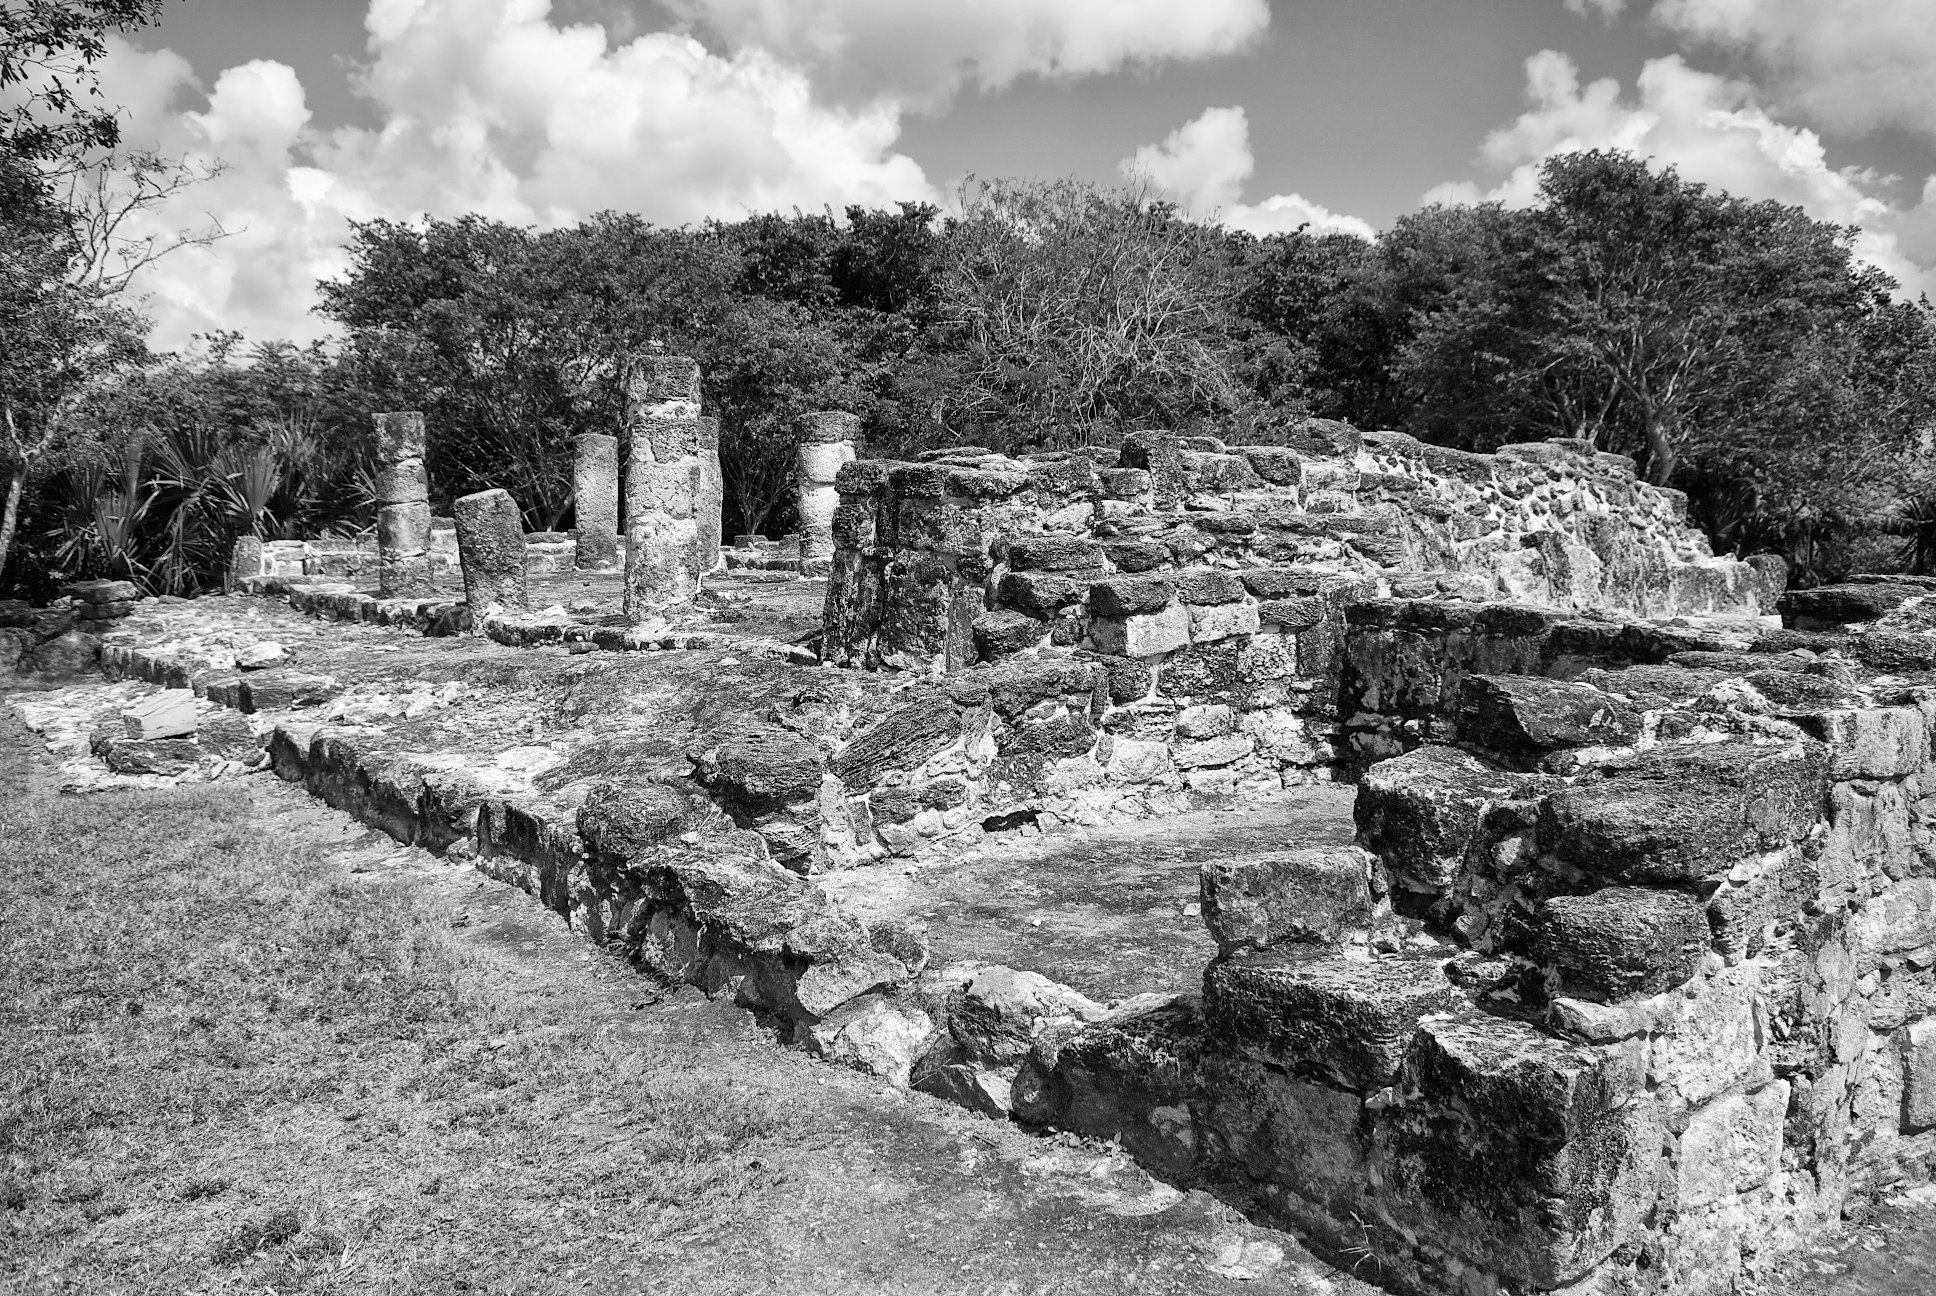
[0,721,815,1295]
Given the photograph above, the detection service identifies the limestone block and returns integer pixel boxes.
[798,484,841,564]
[971,609,1046,661]
[1455,674,1642,762]
[452,487,530,613]
[804,994,935,1089]
[374,455,428,505]
[1243,708,1322,765]
[950,966,1106,1065]
[1853,877,1936,975]
[376,501,435,597]
[1172,733,1255,769]
[1820,779,1915,897]
[1119,429,1184,509]
[1090,602,1190,658]
[623,514,700,613]
[1529,887,1711,999]
[1195,1055,1368,1215]
[1199,846,1377,953]
[1188,600,1260,644]
[1539,740,1830,884]
[122,688,197,739]
[572,433,620,569]
[1677,1083,1788,1209]
[1374,1014,1659,1290]
[102,737,198,776]
[1089,575,1174,617]
[1239,446,1304,487]
[1105,737,1172,784]
[802,409,860,446]
[629,457,699,522]
[1004,535,1104,572]
[1794,705,1929,780]
[1203,949,1460,1089]
[1175,703,1236,739]
[1356,745,1545,894]
[1903,1018,1936,1133]
[1172,568,1245,605]
[831,700,963,788]
[1780,582,1921,629]
[993,570,1085,619]
[1101,538,1169,572]
[372,410,425,463]
[578,779,691,862]
[629,352,701,411]
[1651,965,1769,1105]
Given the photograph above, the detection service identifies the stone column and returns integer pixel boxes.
[373,411,434,597]
[797,411,858,576]
[452,488,529,613]
[622,353,703,619]
[696,415,723,574]
[573,433,620,569]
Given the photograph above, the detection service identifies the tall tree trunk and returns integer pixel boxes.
[0,467,24,584]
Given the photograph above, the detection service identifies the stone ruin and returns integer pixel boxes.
[17,365,1936,1295]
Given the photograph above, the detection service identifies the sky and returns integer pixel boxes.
[75,0,1936,349]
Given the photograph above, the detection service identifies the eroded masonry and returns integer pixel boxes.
[7,356,1936,1296]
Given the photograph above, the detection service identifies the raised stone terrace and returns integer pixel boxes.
[9,404,1936,1296]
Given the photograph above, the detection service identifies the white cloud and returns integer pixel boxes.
[1563,0,1628,21]
[1652,0,1936,139]
[93,0,1278,348]
[92,0,947,348]
[668,0,1271,110]
[1425,51,1936,297]
[1125,105,1376,240]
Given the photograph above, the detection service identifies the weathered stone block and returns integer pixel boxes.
[1196,1055,1367,1215]
[1780,582,1922,628]
[832,698,963,788]
[1678,1085,1789,1216]
[623,514,700,613]
[1175,703,1236,739]
[1529,887,1710,999]
[1649,965,1768,1105]
[1794,705,1929,780]
[1005,535,1104,572]
[1172,569,1245,605]
[1105,736,1172,783]
[1204,949,1460,1089]
[578,779,690,862]
[1088,575,1175,617]
[948,658,1098,720]
[1100,538,1169,573]
[1199,847,1376,953]
[702,729,825,815]
[1374,1015,1659,1290]
[376,501,435,597]
[1357,746,1542,894]
[997,570,1088,618]
[1455,675,1641,762]
[122,688,197,740]
[372,410,426,463]
[1540,740,1830,883]
[971,609,1046,660]
[1090,602,1190,659]
[1239,446,1304,486]
[1161,639,1243,697]
[374,455,428,505]
[1172,733,1254,769]
[1256,596,1327,630]
[1188,601,1260,644]
[1120,430,1185,508]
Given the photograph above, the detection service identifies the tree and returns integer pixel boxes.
[932,176,1247,446]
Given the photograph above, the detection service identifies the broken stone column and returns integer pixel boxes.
[573,433,620,569]
[622,353,703,618]
[373,411,434,597]
[452,488,529,613]
[797,412,858,576]
[226,535,264,592]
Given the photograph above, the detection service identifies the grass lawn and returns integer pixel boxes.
[0,706,1363,1296]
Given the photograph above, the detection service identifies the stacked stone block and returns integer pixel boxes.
[797,411,859,576]
[572,433,620,569]
[622,354,704,618]
[63,579,139,625]
[373,411,434,598]
[451,488,529,613]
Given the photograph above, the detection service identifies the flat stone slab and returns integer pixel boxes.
[823,786,1358,1003]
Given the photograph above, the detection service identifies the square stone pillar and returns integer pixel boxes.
[573,433,620,569]
[622,354,703,620]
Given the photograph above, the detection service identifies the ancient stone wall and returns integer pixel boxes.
[821,424,1768,796]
